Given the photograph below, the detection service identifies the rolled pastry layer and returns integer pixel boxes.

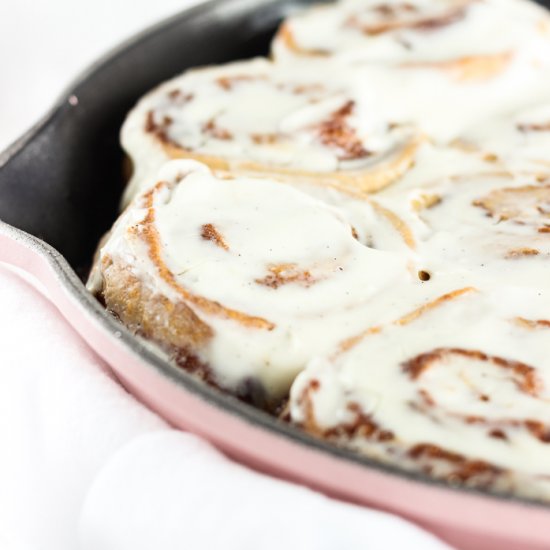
[88,160,415,408]
[121,58,421,205]
[272,0,550,67]
[455,101,550,176]
[289,286,550,500]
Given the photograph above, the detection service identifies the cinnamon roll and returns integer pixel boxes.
[289,285,550,500]
[88,0,550,500]
[121,59,421,206]
[455,101,550,177]
[88,160,414,407]
[272,0,550,69]
[380,170,550,288]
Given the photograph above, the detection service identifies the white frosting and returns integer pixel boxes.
[273,0,550,65]
[96,0,550,498]
[283,130,550,493]
[459,101,550,174]
[350,59,550,143]
[94,161,415,399]
[121,58,416,205]
[122,1,550,207]
[375,167,550,288]
[289,286,550,499]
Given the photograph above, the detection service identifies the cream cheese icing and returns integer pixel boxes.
[90,160,416,402]
[289,285,550,499]
[272,0,550,65]
[122,20,550,208]
[457,101,550,175]
[91,0,550,500]
[121,58,420,206]
[375,170,550,289]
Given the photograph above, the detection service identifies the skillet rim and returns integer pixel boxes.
[0,0,549,514]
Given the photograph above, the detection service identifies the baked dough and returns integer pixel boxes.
[89,160,415,408]
[89,0,550,500]
[120,59,421,206]
[289,285,550,500]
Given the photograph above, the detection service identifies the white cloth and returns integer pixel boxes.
[0,267,451,550]
[0,2,451,549]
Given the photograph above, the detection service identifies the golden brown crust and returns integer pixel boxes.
[97,255,279,409]
[276,21,331,57]
[411,193,442,211]
[89,179,285,406]
[515,317,550,329]
[99,255,214,351]
[370,199,417,248]
[505,248,540,259]
[396,287,477,326]
[473,184,550,228]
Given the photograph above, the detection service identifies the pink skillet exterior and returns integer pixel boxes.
[2,229,550,550]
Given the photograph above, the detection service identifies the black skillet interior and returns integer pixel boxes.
[0,0,317,279]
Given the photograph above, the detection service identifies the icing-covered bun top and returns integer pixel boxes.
[270,0,550,143]
[121,59,420,205]
[95,0,550,499]
[91,160,414,402]
[456,101,550,175]
[273,0,550,65]
[376,169,550,289]
[117,0,550,214]
[289,285,550,500]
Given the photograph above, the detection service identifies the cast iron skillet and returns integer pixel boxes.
[2,1,550,548]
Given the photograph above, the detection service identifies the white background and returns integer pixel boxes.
[0,0,201,151]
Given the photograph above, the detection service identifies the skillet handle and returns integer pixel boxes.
[0,221,69,298]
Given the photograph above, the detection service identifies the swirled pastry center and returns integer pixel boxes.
[273,0,550,64]
[94,161,413,401]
